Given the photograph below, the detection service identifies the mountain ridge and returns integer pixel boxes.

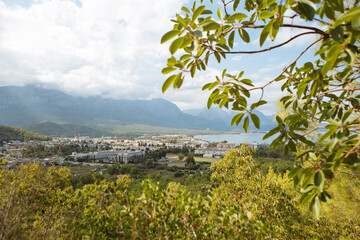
[0,85,276,135]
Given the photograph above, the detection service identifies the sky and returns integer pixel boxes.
[0,0,319,115]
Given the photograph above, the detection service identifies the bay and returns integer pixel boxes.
[195,133,275,144]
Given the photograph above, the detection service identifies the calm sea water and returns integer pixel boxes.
[195,133,275,144]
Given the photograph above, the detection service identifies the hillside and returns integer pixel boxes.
[0,85,276,135]
[184,107,276,131]
[26,122,220,138]
[0,125,51,143]
[0,86,228,131]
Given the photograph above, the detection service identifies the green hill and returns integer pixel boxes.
[0,125,52,143]
[25,121,220,138]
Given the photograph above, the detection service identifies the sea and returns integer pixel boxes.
[194,133,275,144]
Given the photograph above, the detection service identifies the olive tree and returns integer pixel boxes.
[161,0,360,218]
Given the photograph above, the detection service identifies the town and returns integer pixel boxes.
[0,134,260,170]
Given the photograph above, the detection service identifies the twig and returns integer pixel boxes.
[345,137,360,159]
[221,32,318,54]
[248,37,324,91]
[316,88,360,97]
[238,23,328,36]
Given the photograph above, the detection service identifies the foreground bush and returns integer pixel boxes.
[1,148,359,239]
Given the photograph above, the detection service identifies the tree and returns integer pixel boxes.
[161,0,360,218]
[178,152,185,160]
[185,153,196,168]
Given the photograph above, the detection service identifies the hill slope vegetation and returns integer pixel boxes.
[0,125,51,143]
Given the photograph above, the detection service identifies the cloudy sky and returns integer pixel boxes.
[0,0,318,115]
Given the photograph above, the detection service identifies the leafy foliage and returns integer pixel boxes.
[161,0,360,217]
[0,125,51,143]
[1,148,359,238]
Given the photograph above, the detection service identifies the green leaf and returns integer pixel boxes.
[201,10,213,15]
[330,26,344,42]
[161,67,176,74]
[289,166,302,178]
[190,30,203,38]
[233,0,240,11]
[250,100,267,109]
[345,48,356,66]
[259,10,274,20]
[240,79,254,86]
[300,168,314,188]
[214,52,221,63]
[181,6,190,14]
[202,22,220,31]
[169,37,184,55]
[319,128,337,143]
[335,7,360,27]
[296,0,317,20]
[314,171,324,192]
[238,29,250,43]
[161,30,180,44]
[352,17,360,31]
[259,21,272,47]
[207,96,214,109]
[243,116,249,133]
[229,13,247,21]
[263,127,279,140]
[300,192,314,205]
[174,74,183,88]
[162,74,177,93]
[320,191,332,203]
[190,66,196,78]
[250,114,260,129]
[202,83,211,91]
[176,14,188,27]
[219,95,229,108]
[167,56,176,66]
[322,44,340,75]
[192,5,206,22]
[301,184,315,193]
[217,8,222,20]
[287,139,296,152]
[270,18,280,41]
[231,113,245,126]
[310,196,320,219]
[228,31,235,49]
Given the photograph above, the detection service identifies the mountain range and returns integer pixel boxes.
[183,107,275,130]
[0,86,276,137]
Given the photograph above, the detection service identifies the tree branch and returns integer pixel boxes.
[248,37,324,91]
[345,137,360,159]
[221,32,319,54]
[237,23,328,36]
[316,88,360,97]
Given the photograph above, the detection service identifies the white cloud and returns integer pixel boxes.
[0,0,186,99]
[161,67,221,110]
[0,1,310,115]
[231,55,242,61]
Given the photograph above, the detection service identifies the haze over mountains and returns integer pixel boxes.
[0,86,275,137]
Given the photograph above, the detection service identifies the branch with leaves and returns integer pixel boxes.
[161,0,360,218]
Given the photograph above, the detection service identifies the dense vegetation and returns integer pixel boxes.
[161,0,360,217]
[1,148,359,239]
[0,125,51,143]
[28,121,221,137]
[22,143,110,159]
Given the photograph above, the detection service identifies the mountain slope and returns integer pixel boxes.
[0,86,229,131]
[184,107,276,131]
[0,125,51,143]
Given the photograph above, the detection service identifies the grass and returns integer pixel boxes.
[195,157,219,163]
[62,164,106,175]
[167,161,186,167]
[166,153,179,159]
